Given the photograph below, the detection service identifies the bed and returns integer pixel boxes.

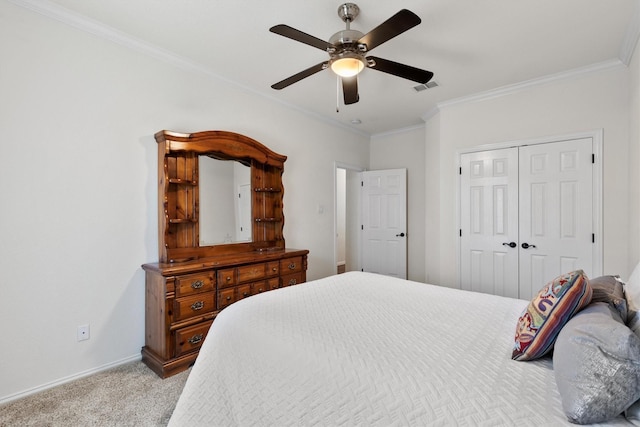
[168,271,638,426]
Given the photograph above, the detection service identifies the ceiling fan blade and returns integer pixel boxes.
[342,76,359,105]
[271,62,327,90]
[358,9,421,52]
[367,56,433,84]
[269,24,333,51]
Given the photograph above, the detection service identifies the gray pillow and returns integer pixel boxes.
[626,399,640,426]
[553,302,640,424]
[589,275,627,320]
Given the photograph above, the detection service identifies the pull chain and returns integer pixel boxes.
[336,75,340,113]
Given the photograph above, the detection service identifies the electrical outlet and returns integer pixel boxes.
[77,324,90,341]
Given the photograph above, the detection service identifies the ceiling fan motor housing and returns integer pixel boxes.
[328,29,366,73]
[329,29,364,46]
[329,29,366,53]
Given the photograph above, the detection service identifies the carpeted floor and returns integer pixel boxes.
[0,361,189,427]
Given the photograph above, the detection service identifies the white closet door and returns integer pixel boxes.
[518,138,593,300]
[460,148,519,298]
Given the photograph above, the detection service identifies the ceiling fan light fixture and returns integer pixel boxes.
[331,55,365,77]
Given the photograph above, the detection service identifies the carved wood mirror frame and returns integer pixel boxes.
[155,130,287,263]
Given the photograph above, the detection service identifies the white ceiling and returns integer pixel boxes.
[27,0,639,135]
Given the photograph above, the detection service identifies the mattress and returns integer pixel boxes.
[169,271,631,426]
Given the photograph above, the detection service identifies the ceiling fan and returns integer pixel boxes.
[269,3,434,106]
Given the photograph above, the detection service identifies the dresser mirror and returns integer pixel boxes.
[199,156,252,245]
[155,130,288,262]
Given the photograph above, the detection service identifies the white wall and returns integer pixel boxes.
[0,2,368,402]
[424,116,441,284]
[370,126,426,282]
[336,168,346,266]
[425,64,632,288]
[629,37,640,271]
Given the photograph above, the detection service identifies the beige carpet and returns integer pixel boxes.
[0,361,189,427]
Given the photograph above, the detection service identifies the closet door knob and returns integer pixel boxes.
[502,242,517,248]
[521,242,537,249]
[396,233,405,237]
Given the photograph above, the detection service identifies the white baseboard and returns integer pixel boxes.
[0,353,141,405]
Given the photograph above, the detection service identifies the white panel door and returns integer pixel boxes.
[236,183,251,242]
[518,139,593,300]
[460,148,519,298]
[361,169,407,279]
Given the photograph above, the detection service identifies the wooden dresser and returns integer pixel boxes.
[143,130,309,377]
[142,249,307,378]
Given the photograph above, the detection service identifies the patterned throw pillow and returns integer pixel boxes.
[512,270,592,361]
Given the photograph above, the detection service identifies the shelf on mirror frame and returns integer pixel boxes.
[168,218,198,224]
[254,218,283,223]
[254,187,281,193]
[168,178,198,185]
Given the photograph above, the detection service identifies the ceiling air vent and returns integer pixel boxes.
[413,81,439,92]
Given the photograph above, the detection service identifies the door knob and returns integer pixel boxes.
[502,242,517,248]
[396,232,405,237]
[521,242,537,249]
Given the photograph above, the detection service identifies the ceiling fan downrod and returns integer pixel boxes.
[338,3,359,28]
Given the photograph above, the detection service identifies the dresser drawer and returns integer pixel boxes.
[218,287,236,310]
[268,277,282,291]
[174,272,214,297]
[266,261,280,277]
[237,263,266,283]
[175,320,213,357]
[217,268,236,289]
[253,280,270,295]
[173,292,215,322]
[281,272,304,287]
[281,256,303,274]
[237,284,252,300]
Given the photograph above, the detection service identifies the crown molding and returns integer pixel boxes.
[378,6,637,132]
[620,0,640,65]
[10,0,635,140]
[8,0,369,138]
[416,58,625,126]
[371,123,424,139]
[421,106,440,123]
[436,59,625,111]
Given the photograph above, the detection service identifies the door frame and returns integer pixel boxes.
[455,129,603,289]
[334,161,366,275]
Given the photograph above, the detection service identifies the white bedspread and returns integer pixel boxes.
[169,272,630,426]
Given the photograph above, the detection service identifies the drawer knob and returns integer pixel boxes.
[188,334,203,345]
[258,288,264,293]
[243,291,249,297]
[289,279,297,286]
[226,296,231,301]
[226,276,232,281]
[190,301,204,311]
[288,263,296,270]
[272,267,277,271]
[191,280,204,289]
